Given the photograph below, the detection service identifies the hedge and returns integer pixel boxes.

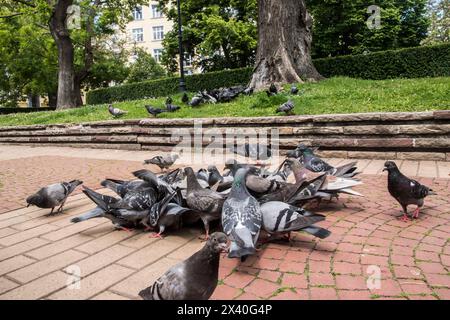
[86,67,254,105]
[314,44,450,80]
[0,107,56,115]
[86,44,450,105]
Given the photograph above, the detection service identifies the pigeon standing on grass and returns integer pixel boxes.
[181,92,189,104]
[222,167,262,261]
[276,99,295,116]
[108,104,127,117]
[26,180,83,215]
[290,85,299,95]
[384,161,437,222]
[145,105,167,117]
[139,232,229,300]
[144,154,179,172]
[266,83,278,97]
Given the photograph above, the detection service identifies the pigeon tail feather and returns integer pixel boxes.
[302,226,331,239]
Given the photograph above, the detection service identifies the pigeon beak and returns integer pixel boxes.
[382,167,387,172]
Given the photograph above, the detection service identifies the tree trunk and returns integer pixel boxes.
[48,0,78,109]
[250,0,323,90]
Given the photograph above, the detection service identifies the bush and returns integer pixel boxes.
[314,44,450,80]
[86,44,450,105]
[86,67,253,105]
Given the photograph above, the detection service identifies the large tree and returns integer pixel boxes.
[249,0,323,90]
[1,0,145,109]
[422,0,449,45]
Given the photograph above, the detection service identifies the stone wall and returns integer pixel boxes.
[0,111,449,161]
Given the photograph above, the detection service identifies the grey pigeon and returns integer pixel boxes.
[139,232,228,300]
[166,97,173,105]
[185,167,225,240]
[384,161,436,222]
[196,168,209,182]
[147,192,191,238]
[266,83,278,97]
[294,144,359,178]
[181,92,189,104]
[290,85,299,95]
[145,105,166,117]
[189,95,203,107]
[144,154,179,172]
[72,186,153,231]
[165,103,181,112]
[222,167,262,260]
[108,104,127,117]
[101,179,150,198]
[26,180,83,215]
[261,202,331,241]
[276,99,295,115]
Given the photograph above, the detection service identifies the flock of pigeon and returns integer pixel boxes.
[108,84,302,119]
[24,143,437,300]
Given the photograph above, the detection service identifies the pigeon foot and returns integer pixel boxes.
[149,233,164,239]
[413,207,420,219]
[398,214,411,223]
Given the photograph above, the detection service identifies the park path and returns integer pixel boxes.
[0,144,449,300]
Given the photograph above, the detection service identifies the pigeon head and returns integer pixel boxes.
[383,161,399,173]
[207,165,218,173]
[26,194,42,207]
[206,232,229,253]
[69,180,83,187]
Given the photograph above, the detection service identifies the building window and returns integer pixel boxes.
[153,49,163,62]
[152,5,163,18]
[132,6,143,20]
[132,28,144,42]
[153,26,164,40]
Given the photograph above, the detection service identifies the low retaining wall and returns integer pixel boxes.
[0,111,449,161]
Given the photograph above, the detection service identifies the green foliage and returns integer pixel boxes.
[307,0,430,58]
[126,49,166,83]
[2,77,449,127]
[158,0,257,72]
[314,43,450,79]
[86,67,253,104]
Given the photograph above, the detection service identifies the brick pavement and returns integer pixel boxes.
[0,145,449,300]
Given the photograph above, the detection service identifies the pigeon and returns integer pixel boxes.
[276,99,295,116]
[166,97,173,105]
[293,144,360,178]
[185,167,225,240]
[290,85,299,95]
[260,202,331,241]
[222,167,262,260]
[230,143,272,162]
[145,105,166,117]
[189,95,203,107]
[139,232,228,300]
[266,83,278,97]
[181,92,189,104]
[100,179,150,198]
[146,192,190,238]
[108,104,127,117]
[26,180,83,215]
[196,168,209,182]
[144,154,179,172]
[384,161,437,222]
[72,186,153,231]
[165,103,180,112]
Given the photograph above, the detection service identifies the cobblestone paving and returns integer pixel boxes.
[0,145,448,300]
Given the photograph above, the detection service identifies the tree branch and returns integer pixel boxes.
[15,0,36,8]
[0,12,26,19]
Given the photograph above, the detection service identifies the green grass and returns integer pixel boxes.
[1,77,449,127]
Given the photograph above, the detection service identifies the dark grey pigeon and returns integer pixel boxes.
[26,180,83,215]
[147,192,191,238]
[185,167,226,240]
[145,105,166,117]
[166,97,173,105]
[222,167,262,260]
[295,144,359,178]
[181,92,189,104]
[276,99,295,115]
[108,104,127,117]
[266,83,278,97]
[290,85,299,95]
[139,232,228,300]
[165,103,180,112]
[384,161,436,222]
[72,186,153,231]
[261,202,331,241]
[144,154,179,172]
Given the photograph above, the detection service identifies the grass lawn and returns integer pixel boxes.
[0,77,449,127]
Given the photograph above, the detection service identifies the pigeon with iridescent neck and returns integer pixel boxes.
[222,167,262,261]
